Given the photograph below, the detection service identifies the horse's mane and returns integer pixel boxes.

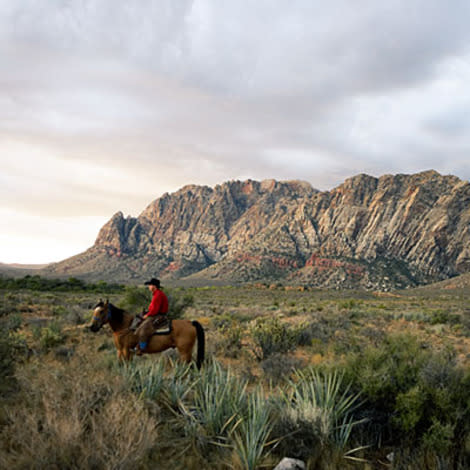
[94,300,126,324]
[108,303,125,323]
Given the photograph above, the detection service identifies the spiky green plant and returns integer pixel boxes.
[181,359,248,445]
[121,359,166,400]
[281,369,364,458]
[161,358,195,412]
[231,388,275,470]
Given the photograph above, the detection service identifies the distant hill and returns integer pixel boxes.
[0,263,47,278]
[42,170,470,290]
[409,272,470,294]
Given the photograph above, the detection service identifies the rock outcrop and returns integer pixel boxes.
[43,171,470,289]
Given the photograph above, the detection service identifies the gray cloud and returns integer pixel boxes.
[1,1,470,262]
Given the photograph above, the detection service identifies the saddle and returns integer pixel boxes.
[151,316,172,335]
[130,315,172,335]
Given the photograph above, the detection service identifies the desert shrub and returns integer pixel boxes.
[338,299,360,310]
[120,285,150,312]
[217,320,243,358]
[251,317,298,360]
[3,313,22,332]
[260,353,304,385]
[428,310,461,325]
[342,333,470,462]
[0,275,124,293]
[39,322,66,351]
[166,288,194,319]
[0,363,157,469]
[0,322,18,394]
[294,320,331,347]
[120,286,194,319]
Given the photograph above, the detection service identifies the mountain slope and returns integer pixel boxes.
[43,171,470,289]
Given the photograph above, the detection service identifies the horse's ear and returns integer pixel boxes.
[105,298,109,305]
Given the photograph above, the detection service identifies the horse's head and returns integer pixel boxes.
[89,300,110,332]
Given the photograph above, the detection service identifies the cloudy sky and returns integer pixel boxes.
[1,0,470,264]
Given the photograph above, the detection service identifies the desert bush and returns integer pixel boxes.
[39,322,66,351]
[251,317,298,360]
[428,310,461,325]
[0,274,124,293]
[0,322,18,394]
[166,288,194,319]
[294,319,330,347]
[0,361,157,469]
[342,332,470,462]
[260,353,304,385]
[216,320,243,358]
[120,286,194,319]
[120,285,151,312]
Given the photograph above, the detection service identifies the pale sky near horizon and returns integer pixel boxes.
[1,1,470,264]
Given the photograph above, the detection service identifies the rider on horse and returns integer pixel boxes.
[135,278,168,355]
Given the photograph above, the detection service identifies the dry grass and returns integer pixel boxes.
[0,356,158,469]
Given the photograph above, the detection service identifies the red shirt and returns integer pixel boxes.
[145,289,169,317]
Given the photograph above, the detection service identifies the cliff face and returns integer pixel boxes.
[44,171,470,289]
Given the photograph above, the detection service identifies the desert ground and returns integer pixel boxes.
[1,276,469,469]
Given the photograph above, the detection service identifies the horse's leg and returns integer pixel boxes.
[122,346,132,362]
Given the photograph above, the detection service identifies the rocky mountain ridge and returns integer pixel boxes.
[43,171,470,289]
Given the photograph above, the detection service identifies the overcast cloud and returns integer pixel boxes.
[1,0,470,263]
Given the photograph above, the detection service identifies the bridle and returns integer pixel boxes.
[92,303,112,329]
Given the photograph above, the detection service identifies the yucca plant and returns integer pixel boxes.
[231,388,276,470]
[280,368,365,460]
[121,359,166,400]
[181,359,248,445]
[161,358,195,412]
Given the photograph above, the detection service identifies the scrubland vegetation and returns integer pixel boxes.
[1,276,469,469]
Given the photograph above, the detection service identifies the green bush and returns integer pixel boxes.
[429,310,461,325]
[166,288,194,319]
[342,333,470,461]
[260,353,304,385]
[0,325,17,394]
[39,322,65,351]
[120,286,151,312]
[251,317,297,360]
[217,321,243,358]
[120,286,194,319]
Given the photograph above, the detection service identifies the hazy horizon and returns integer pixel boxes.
[2,1,470,264]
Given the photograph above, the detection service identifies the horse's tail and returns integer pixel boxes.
[192,320,205,369]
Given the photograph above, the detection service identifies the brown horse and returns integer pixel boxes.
[89,300,205,368]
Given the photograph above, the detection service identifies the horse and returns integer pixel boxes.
[89,300,205,368]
